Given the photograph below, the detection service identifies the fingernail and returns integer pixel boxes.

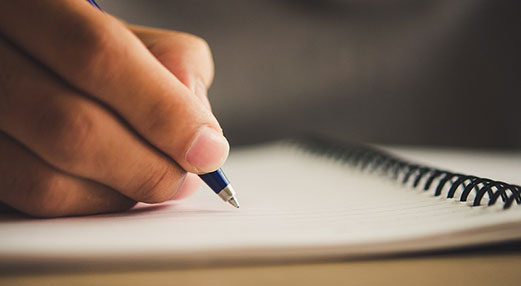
[195,79,212,110]
[185,126,229,173]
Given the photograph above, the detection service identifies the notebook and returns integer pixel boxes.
[1,138,520,269]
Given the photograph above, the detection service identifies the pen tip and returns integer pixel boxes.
[228,197,240,208]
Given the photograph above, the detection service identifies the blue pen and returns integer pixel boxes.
[86,0,240,208]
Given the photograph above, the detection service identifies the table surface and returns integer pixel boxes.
[3,243,521,286]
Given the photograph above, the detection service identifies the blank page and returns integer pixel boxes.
[1,143,521,266]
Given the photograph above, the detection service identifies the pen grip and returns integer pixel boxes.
[199,169,230,194]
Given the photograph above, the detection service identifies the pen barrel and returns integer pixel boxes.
[199,169,230,194]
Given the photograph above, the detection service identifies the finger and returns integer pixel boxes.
[0,132,136,217]
[131,25,214,109]
[0,0,228,174]
[172,173,202,200]
[130,27,210,195]
[0,36,186,203]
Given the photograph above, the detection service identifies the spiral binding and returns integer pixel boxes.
[295,137,521,209]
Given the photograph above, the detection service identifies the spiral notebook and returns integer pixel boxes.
[1,138,521,269]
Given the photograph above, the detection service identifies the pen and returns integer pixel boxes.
[86,0,240,208]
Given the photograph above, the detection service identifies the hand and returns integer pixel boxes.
[0,0,228,217]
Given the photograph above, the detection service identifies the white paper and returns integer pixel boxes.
[1,142,520,267]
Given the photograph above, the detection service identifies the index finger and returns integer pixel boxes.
[0,0,229,174]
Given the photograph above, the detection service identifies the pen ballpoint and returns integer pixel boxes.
[199,169,239,208]
[86,0,240,208]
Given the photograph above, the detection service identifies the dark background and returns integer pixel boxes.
[97,0,521,148]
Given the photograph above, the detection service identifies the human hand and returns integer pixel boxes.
[0,0,228,217]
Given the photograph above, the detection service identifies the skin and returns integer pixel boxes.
[0,0,229,217]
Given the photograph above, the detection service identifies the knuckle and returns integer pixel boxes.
[26,174,69,217]
[133,164,180,203]
[184,33,211,53]
[148,31,214,85]
[41,100,98,172]
[184,34,213,64]
[186,34,214,82]
[161,32,213,62]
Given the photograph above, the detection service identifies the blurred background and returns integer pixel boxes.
[98,0,520,148]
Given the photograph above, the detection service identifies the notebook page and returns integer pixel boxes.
[1,143,521,265]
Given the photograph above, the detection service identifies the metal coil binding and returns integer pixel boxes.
[296,137,521,209]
